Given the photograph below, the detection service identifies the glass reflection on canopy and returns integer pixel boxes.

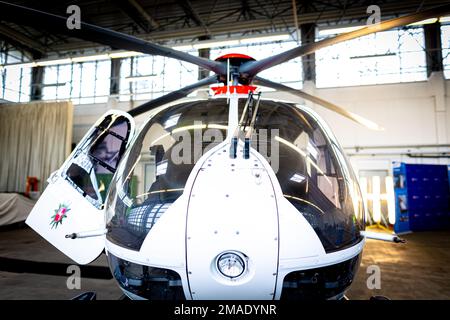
[105,98,364,252]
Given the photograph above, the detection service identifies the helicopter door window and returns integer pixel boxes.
[66,162,99,200]
[62,115,131,208]
[90,132,124,171]
[109,120,130,139]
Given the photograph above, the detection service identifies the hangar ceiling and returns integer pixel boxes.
[0,0,447,58]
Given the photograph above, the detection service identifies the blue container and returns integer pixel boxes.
[393,162,450,232]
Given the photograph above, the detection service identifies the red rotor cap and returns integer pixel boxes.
[214,53,255,61]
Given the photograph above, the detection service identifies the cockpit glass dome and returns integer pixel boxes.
[106,100,229,250]
[105,98,364,252]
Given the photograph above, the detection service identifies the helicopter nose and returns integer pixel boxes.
[185,141,279,300]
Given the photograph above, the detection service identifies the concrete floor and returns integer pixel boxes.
[0,225,449,300]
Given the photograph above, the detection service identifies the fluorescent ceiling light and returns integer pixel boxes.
[240,34,290,44]
[290,173,306,183]
[171,45,195,51]
[193,39,239,49]
[72,54,109,62]
[178,34,291,50]
[156,160,168,176]
[164,113,181,129]
[408,18,438,26]
[3,62,36,69]
[109,51,144,59]
[36,58,72,66]
[319,25,364,36]
[320,17,439,37]
[0,51,145,69]
[0,33,292,69]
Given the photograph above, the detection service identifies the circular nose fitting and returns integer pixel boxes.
[216,252,246,279]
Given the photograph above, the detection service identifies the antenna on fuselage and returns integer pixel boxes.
[229,91,261,159]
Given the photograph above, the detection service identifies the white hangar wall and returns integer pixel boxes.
[72,72,450,176]
[310,72,450,175]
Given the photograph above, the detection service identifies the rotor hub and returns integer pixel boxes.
[214,53,256,85]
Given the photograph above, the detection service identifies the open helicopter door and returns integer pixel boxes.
[26,110,135,264]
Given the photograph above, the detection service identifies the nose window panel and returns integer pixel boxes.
[281,254,361,300]
[108,252,185,300]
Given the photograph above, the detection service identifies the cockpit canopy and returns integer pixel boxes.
[106,98,364,252]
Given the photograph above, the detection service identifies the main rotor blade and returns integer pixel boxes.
[128,75,218,117]
[241,3,450,76]
[0,2,225,74]
[254,77,384,131]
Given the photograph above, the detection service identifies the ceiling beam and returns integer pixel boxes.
[29,0,446,53]
[113,0,151,32]
[0,23,46,58]
[128,0,160,29]
[179,0,210,35]
[240,0,255,20]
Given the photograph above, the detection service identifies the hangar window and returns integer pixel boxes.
[0,48,31,102]
[119,51,198,102]
[441,24,450,79]
[316,27,427,87]
[42,60,111,104]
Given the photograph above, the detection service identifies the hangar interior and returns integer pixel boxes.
[0,0,449,300]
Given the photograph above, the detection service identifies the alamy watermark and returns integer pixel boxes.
[366,265,381,290]
[367,5,381,27]
[66,265,81,290]
[167,121,280,173]
[66,5,81,30]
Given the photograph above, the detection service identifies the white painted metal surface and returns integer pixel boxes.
[185,140,279,300]
[26,177,106,264]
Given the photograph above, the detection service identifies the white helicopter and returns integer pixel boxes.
[1,1,446,300]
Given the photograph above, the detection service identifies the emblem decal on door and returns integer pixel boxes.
[50,203,71,229]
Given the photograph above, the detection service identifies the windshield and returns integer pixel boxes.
[253,101,365,252]
[106,100,229,250]
[105,98,364,252]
